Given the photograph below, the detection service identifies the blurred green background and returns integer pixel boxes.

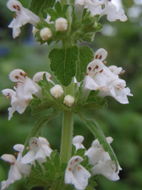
[0,0,142,190]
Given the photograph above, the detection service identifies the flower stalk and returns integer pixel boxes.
[60,111,74,163]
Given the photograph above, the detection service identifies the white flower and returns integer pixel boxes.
[85,137,122,181]
[21,137,52,164]
[85,137,113,166]
[65,156,91,190]
[84,0,104,16]
[72,135,85,150]
[109,65,124,75]
[64,95,75,107]
[7,0,40,38]
[50,85,64,98]
[1,144,31,190]
[55,17,68,32]
[102,0,127,22]
[84,48,133,104]
[40,27,52,41]
[2,69,40,119]
[33,71,52,83]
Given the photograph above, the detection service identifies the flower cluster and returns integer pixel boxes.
[2,47,132,120]
[84,48,133,104]
[0,137,52,190]
[76,0,127,22]
[0,135,121,190]
[7,0,68,40]
[7,0,127,43]
[2,69,76,119]
[2,70,50,119]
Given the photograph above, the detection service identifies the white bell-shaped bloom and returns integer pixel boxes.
[102,0,127,22]
[84,48,133,104]
[63,95,75,107]
[50,85,64,98]
[2,69,40,119]
[40,27,52,41]
[55,17,68,32]
[21,137,52,164]
[72,135,85,150]
[85,137,121,181]
[1,144,31,190]
[7,0,40,38]
[65,156,91,190]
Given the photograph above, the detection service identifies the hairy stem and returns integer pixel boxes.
[60,111,74,163]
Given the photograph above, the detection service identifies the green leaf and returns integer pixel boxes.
[79,114,119,170]
[76,46,94,82]
[19,0,32,7]
[49,46,78,86]
[30,0,55,16]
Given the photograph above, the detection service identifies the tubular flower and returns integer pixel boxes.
[2,69,40,119]
[72,135,85,150]
[84,48,133,104]
[85,137,122,181]
[65,156,91,190]
[102,0,128,22]
[7,0,40,38]
[1,144,31,190]
[21,137,52,164]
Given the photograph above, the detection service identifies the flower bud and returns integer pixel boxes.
[55,17,68,32]
[64,95,75,107]
[40,27,52,41]
[50,85,64,98]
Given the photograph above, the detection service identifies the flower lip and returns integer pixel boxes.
[9,69,27,82]
[2,89,16,98]
[7,0,22,12]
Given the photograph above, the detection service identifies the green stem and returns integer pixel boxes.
[60,111,74,163]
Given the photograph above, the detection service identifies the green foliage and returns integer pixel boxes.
[30,0,56,16]
[49,45,94,86]
[76,46,94,82]
[26,151,74,190]
[26,150,97,190]
[49,46,78,86]
[84,91,107,110]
